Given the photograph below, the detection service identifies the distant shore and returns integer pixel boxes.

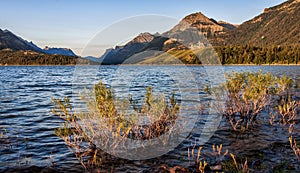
[0,64,77,66]
[1,63,300,67]
[222,63,300,66]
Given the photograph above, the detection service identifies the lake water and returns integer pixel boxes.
[0,65,299,172]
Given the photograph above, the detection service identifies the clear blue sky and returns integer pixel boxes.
[0,0,286,56]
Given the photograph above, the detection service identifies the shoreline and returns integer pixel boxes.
[222,64,300,66]
[1,64,300,67]
[0,64,77,67]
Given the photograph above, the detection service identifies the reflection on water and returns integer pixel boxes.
[0,65,299,172]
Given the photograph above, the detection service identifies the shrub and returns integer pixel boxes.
[210,70,294,132]
[269,96,299,162]
[52,81,180,169]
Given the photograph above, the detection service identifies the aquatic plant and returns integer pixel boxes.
[188,143,249,173]
[212,144,229,164]
[188,145,209,173]
[0,127,10,149]
[289,135,300,161]
[208,70,300,166]
[52,81,180,170]
[229,153,249,173]
[270,98,298,126]
[269,97,300,162]
[198,161,207,173]
[0,127,35,168]
[52,97,98,170]
[188,145,203,167]
[209,70,294,132]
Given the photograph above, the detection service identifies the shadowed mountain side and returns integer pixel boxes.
[100,33,170,64]
[43,46,77,56]
[0,29,42,52]
[0,29,77,56]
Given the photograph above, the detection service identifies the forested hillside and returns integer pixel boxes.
[215,45,300,64]
[0,50,92,65]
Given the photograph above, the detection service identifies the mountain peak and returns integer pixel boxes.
[165,11,235,44]
[0,28,42,52]
[43,46,76,56]
[2,29,12,34]
[2,29,8,32]
[182,12,211,23]
[127,32,155,44]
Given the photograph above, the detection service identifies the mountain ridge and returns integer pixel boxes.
[43,46,77,56]
[0,29,42,52]
[1,0,299,65]
[97,11,237,64]
[0,29,77,56]
[219,0,300,46]
[97,0,299,64]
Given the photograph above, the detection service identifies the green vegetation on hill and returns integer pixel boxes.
[0,50,93,65]
[138,45,300,65]
[215,45,300,65]
[139,49,201,64]
[218,0,300,46]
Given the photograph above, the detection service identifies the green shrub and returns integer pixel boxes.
[210,70,294,132]
[52,81,180,170]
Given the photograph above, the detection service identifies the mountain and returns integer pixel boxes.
[43,46,77,56]
[2,0,298,65]
[165,12,236,39]
[127,32,155,44]
[163,12,237,47]
[0,29,77,56]
[100,32,169,64]
[220,0,300,46]
[0,29,42,52]
[98,12,237,64]
[97,0,300,64]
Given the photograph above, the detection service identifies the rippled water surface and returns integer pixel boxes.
[0,65,299,172]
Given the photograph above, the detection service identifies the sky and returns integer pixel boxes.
[0,0,286,56]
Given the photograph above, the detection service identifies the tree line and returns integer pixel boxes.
[1,45,300,65]
[0,50,94,65]
[214,45,300,65]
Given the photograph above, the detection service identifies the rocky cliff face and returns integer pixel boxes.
[127,32,155,44]
[163,12,236,47]
[172,12,230,37]
[171,13,235,36]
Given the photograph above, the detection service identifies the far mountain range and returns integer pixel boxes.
[0,29,76,56]
[0,0,299,65]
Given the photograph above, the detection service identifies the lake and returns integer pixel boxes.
[0,65,299,172]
